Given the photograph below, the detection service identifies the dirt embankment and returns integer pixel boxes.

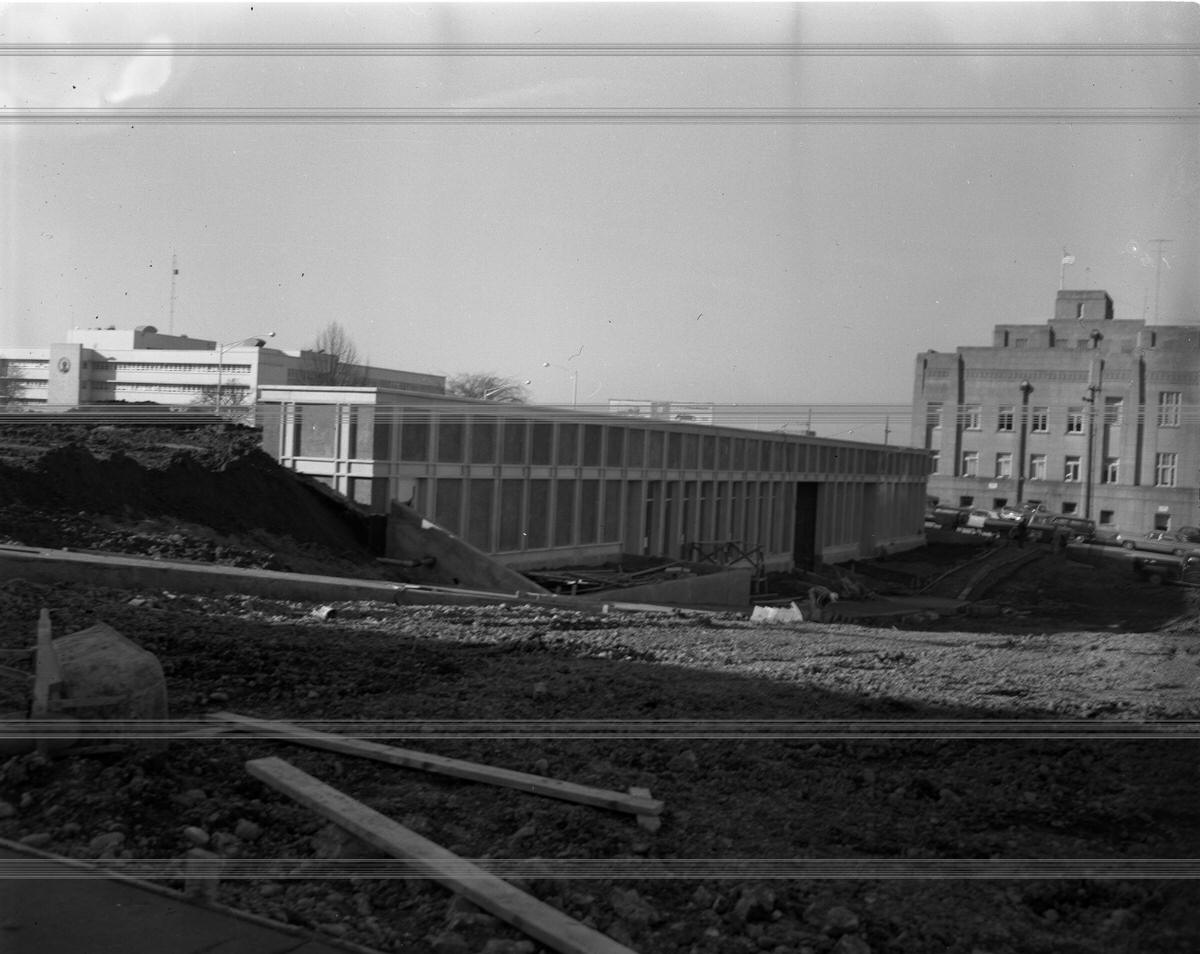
[0,422,384,576]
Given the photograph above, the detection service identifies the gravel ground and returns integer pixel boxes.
[1,581,1198,954]
[1,422,1199,954]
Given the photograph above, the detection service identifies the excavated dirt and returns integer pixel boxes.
[0,422,1198,954]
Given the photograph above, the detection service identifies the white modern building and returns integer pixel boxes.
[0,325,444,409]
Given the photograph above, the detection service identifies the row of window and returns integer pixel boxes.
[928,393,1183,432]
[90,382,249,395]
[89,362,254,374]
[938,451,1179,487]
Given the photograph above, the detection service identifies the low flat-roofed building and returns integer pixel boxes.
[257,385,931,571]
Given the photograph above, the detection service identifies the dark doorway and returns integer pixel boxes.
[793,482,819,569]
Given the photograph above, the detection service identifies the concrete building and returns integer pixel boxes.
[0,325,444,409]
[257,385,930,572]
[913,289,1200,533]
[608,399,716,424]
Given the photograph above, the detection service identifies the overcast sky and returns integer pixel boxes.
[2,2,1197,439]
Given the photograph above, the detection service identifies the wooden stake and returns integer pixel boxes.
[31,609,63,727]
[247,756,640,954]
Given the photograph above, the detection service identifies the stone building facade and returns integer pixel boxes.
[912,290,1200,533]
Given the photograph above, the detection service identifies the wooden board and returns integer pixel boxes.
[212,711,662,818]
[247,756,639,954]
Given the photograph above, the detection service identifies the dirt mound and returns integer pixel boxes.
[0,422,380,572]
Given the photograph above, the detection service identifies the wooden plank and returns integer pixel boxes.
[212,711,662,818]
[247,756,640,954]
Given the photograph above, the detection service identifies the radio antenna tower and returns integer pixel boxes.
[168,252,179,334]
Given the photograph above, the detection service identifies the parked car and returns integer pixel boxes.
[1113,529,1200,557]
[1174,526,1200,544]
[1132,554,1200,586]
[925,505,968,530]
[1048,515,1096,542]
[1016,512,1096,544]
[963,508,997,529]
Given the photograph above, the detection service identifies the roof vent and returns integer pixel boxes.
[135,325,158,334]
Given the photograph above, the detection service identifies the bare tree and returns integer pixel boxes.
[191,378,254,422]
[445,372,530,403]
[298,322,370,386]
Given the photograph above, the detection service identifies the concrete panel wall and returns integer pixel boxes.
[259,389,931,570]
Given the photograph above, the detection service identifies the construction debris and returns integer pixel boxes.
[3,610,167,756]
[749,602,805,624]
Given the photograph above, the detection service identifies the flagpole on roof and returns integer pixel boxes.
[1059,247,1075,291]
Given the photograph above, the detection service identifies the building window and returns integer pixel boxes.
[1066,406,1084,433]
[1103,397,1123,426]
[1062,501,1078,514]
[1029,454,1047,481]
[1157,391,1182,428]
[959,495,974,507]
[1063,456,1081,482]
[995,452,1013,479]
[929,452,939,475]
[961,450,979,477]
[1099,509,1115,525]
[997,405,1014,432]
[1102,457,1119,484]
[926,403,942,429]
[1155,452,1178,487]
[1030,406,1049,433]
[961,405,981,430]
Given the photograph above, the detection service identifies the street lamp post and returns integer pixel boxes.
[216,332,275,416]
[482,379,531,401]
[1082,382,1101,520]
[542,362,579,407]
[1016,379,1033,505]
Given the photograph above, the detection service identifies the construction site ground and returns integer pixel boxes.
[0,422,1198,954]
